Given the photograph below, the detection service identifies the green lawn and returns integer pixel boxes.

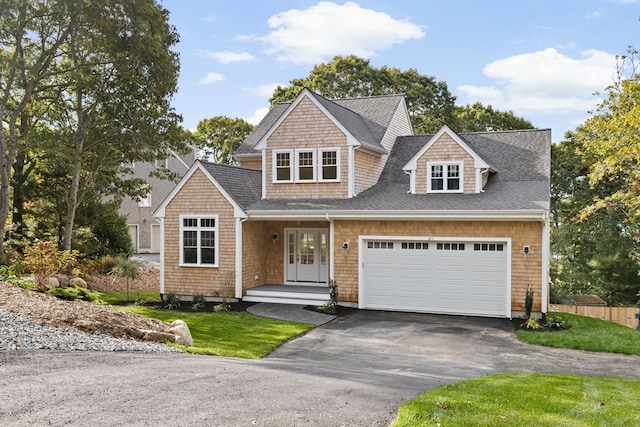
[394,373,640,426]
[99,290,161,305]
[516,312,640,355]
[121,305,314,358]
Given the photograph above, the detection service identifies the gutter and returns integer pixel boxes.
[246,209,548,221]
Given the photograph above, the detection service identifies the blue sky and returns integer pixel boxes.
[161,0,638,140]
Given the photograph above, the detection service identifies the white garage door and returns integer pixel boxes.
[361,239,509,317]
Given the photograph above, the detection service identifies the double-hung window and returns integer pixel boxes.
[296,149,315,181]
[319,148,340,181]
[428,162,463,193]
[180,216,217,266]
[273,150,293,182]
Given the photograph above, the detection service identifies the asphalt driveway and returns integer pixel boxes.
[2,311,640,426]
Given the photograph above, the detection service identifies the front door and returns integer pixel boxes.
[286,228,328,284]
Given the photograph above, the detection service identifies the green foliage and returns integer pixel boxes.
[164,293,182,310]
[316,280,338,315]
[110,259,142,301]
[192,294,207,310]
[0,262,27,278]
[47,286,103,303]
[523,318,541,330]
[394,373,640,427]
[122,306,314,358]
[453,102,534,132]
[517,313,640,355]
[213,303,230,312]
[524,287,534,319]
[3,275,39,292]
[194,116,254,164]
[74,203,133,258]
[22,240,78,289]
[545,314,567,330]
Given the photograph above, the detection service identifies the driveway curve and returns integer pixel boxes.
[2,311,639,426]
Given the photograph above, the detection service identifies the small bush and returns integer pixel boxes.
[0,262,27,278]
[23,240,78,290]
[164,293,181,310]
[523,318,541,330]
[525,286,534,319]
[213,302,230,312]
[47,285,103,303]
[545,314,568,330]
[4,275,39,291]
[192,294,207,310]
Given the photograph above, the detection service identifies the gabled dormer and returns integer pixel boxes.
[236,88,412,200]
[402,125,494,194]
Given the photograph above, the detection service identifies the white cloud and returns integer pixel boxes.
[242,83,282,97]
[206,50,256,64]
[198,72,225,85]
[262,1,425,64]
[246,107,270,125]
[457,48,617,114]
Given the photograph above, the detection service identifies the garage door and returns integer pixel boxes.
[361,239,509,317]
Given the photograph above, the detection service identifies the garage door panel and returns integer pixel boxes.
[362,239,508,317]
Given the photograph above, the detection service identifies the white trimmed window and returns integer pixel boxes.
[273,150,293,182]
[138,192,151,207]
[319,148,340,181]
[295,149,315,182]
[428,162,463,193]
[180,216,217,266]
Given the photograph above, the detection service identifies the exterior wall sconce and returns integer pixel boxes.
[342,242,349,251]
[272,233,279,241]
[523,245,530,255]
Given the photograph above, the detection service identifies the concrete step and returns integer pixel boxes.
[244,284,329,306]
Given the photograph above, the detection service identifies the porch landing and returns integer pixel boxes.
[244,284,330,306]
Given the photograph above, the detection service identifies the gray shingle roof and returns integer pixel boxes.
[242,128,550,213]
[200,161,261,210]
[235,89,405,155]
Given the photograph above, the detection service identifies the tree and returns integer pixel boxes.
[270,55,457,134]
[1,0,185,256]
[194,116,254,164]
[452,102,534,132]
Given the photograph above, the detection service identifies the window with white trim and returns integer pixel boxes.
[428,162,463,193]
[273,150,293,182]
[319,148,340,181]
[138,192,151,207]
[296,149,315,181]
[180,216,217,266]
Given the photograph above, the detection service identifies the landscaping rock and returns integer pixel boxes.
[169,319,193,347]
[70,277,88,288]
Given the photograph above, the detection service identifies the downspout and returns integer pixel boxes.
[348,146,355,197]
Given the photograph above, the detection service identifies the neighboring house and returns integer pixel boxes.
[154,88,551,318]
[121,149,197,253]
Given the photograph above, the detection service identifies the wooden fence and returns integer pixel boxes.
[549,304,639,329]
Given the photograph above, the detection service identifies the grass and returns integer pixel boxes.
[516,312,640,355]
[394,373,640,426]
[99,290,162,305]
[121,305,314,358]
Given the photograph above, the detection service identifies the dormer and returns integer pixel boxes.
[403,125,494,194]
[237,88,412,200]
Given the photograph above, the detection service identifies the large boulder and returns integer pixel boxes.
[169,319,193,347]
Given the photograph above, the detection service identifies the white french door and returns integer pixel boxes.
[285,228,328,284]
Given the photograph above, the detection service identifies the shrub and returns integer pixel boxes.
[47,285,103,303]
[316,280,338,315]
[545,314,568,330]
[213,302,230,312]
[23,240,78,290]
[523,318,541,330]
[525,286,534,319]
[192,294,207,310]
[164,292,181,310]
[4,275,39,291]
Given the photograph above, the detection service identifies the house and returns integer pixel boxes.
[120,148,197,253]
[154,88,551,318]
